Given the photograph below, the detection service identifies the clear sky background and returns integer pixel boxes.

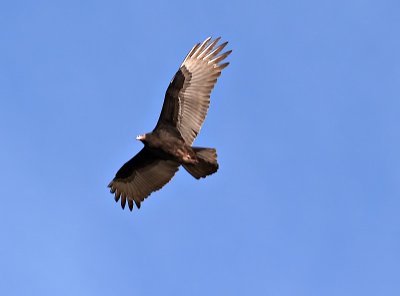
[1,0,399,295]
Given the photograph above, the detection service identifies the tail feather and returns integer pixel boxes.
[183,147,218,179]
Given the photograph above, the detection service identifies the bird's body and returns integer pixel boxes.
[108,37,231,211]
[138,128,197,164]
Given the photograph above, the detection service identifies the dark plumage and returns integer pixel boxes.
[108,37,231,211]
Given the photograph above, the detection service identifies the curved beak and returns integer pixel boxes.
[136,134,145,141]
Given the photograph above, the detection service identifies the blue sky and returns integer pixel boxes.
[1,0,399,295]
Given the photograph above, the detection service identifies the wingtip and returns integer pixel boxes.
[220,41,229,47]
[114,194,120,202]
[223,49,233,59]
[203,36,212,43]
[128,199,134,211]
[121,196,126,209]
[209,49,232,65]
[219,62,230,70]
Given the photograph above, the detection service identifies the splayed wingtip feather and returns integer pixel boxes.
[128,199,134,211]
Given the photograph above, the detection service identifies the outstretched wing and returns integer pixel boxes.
[155,37,231,145]
[108,148,179,211]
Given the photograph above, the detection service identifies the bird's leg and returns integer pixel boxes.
[176,147,198,164]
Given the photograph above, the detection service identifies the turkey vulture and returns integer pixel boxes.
[108,37,231,211]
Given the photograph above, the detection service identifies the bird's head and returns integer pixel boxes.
[136,134,146,142]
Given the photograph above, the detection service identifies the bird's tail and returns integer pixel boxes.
[183,147,219,179]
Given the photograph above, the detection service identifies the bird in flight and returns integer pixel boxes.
[108,37,231,211]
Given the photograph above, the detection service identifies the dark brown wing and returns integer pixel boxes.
[108,148,179,211]
[155,37,231,145]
